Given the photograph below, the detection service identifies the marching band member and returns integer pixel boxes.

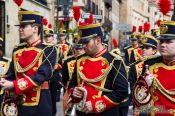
[0,10,57,116]
[133,21,175,116]
[68,23,128,116]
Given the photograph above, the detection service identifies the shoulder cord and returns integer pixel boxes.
[78,60,114,83]
[112,59,128,88]
[77,60,115,92]
[153,78,175,103]
[42,45,57,78]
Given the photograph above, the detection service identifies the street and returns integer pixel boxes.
[56,89,64,116]
[56,100,64,116]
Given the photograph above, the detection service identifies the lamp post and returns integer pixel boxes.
[56,0,73,40]
[171,1,175,21]
[56,0,60,40]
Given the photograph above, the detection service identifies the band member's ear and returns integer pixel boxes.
[96,36,101,45]
[33,26,39,33]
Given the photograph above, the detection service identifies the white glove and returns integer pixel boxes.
[145,74,154,87]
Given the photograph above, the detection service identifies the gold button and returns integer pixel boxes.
[153,96,158,101]
[92,95,98,99]
[33,88,38,91]
[31,97,37,101]
[33,67,38,71]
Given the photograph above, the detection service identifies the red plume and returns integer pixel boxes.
[138,26,143,33]
[73,6,81,22]
[13,0,23,7]
[132,26,136,32]
[112,38,118,48]
[42,18,48,26]
[85,13,94,24]
[59,21,64,28]
[48,24,52,29]
[158,0,171,16]
[156,20,161,27]
[78,21,87,26]
[143,22,150,32]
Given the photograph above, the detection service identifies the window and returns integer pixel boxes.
[35,0,47,6]
[0,1,5,53]
[87,0,91,12]
[92,2,95,14]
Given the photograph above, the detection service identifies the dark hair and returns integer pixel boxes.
[99,35,104,44]
[31,23,42,35]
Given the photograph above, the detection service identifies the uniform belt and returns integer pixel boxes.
[41,82,49,89]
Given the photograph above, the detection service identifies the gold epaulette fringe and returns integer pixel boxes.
[14,43,27,48]
[42,43,54,46]
[109,52,122,61]
[2,56,11,62]
[130,54,160,66]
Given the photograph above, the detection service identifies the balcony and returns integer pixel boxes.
[118,0,122,3]
[102,17,113,32]
[34,0,47,6]
[104,0,112,8]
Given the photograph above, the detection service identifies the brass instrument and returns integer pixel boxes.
[65,104,76,116]
[65,87,87,116]
[76,87,87,111]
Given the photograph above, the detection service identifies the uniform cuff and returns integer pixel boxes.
[92,95,118,114]
[13,77,37,95]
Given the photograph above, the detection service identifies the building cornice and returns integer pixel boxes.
[133,8,149,19]
[28,0,50,10]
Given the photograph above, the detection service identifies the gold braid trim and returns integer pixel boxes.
[78,60,114,83]
[110,52,129,79]
[0,60,10,77]
[15,50,43,73]
[129,55,159,66]
[42,45,57,78]
[87,82,112,92]
[154,78,175,103]
[15,45,57,78]
[112,60,122,87]
[78,60,115,92]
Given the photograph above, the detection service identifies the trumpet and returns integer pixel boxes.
[65,87,87,116]
[65,104,76,116]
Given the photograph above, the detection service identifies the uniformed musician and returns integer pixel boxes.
[43,27,62,116]
[68,23,128,116]
[133,21,175,115]
[0,10,57,116]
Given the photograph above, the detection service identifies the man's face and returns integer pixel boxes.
[159,39,175,57]
[131,39,139,47]
[73,47,85,55]
[44,36,54,43]
[59,34,66,41]
[19,24,36,41]
[83,37,98,56]
[142,46,157,57]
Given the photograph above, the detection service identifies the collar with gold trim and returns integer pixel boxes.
[27,39,41,47]
[163,59,175,66]
[93,47,107,58]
